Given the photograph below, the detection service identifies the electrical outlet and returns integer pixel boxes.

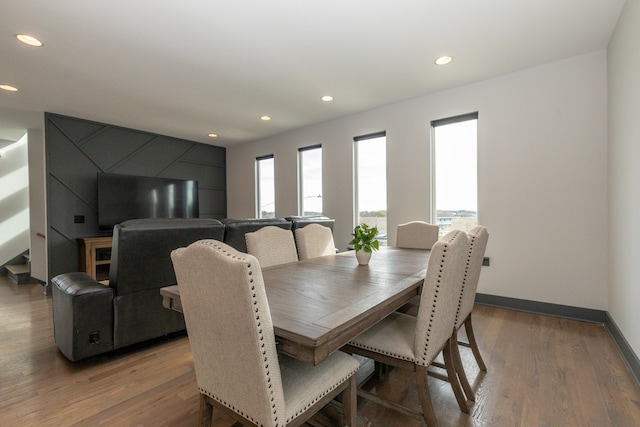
[74,215,85,224]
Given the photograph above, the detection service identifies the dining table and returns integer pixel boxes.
[160,246,431,365]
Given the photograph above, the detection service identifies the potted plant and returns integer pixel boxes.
[349,223,380,265]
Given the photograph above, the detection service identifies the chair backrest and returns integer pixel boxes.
[455,226,489,329]
[414,229,469,366]
[245,226,299,268]
[171,240,286,427]
[295,223,336,260]
[221,217,292,253]
[396,221,439,249]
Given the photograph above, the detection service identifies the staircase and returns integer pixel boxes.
[4,252,31,284]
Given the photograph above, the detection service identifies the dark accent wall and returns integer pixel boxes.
[45,113,226,288]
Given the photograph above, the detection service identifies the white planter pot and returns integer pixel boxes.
[355,250,371,266]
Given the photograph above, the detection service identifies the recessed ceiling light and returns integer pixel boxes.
[260,115,271,121]
[16,34,43,47]
[0,85,18,92]
[435,55,453,66]
[321,95,334,102]
[208,133,218,138]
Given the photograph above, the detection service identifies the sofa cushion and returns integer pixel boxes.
[113,289,186,349]
[286,215,335,232]
[109,218,225,296]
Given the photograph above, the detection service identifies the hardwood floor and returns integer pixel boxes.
[1,276,639,426]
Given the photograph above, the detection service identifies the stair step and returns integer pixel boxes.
[6,264,30,284]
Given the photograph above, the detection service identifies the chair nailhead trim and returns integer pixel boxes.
[349,342,415,362]
[455,231,477,324]
[195,239,361,426]
[196,240,282,426]
[419,229,462,365]
[285,368,359,423]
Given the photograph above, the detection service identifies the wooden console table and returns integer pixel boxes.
[80,236,112,284]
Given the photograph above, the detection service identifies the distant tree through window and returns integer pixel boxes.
[256,155,275,218]
[298,145,323,216]
[431,113,478,237]
[354,132,387,245]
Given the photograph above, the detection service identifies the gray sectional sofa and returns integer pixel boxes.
[52,215,334,361]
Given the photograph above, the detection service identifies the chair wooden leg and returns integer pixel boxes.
[416,365,439,427]
[442,338,471,413]
[374,360,388,379]
[341,375,358,427]
[199,393,213,427]
[451,328,475,401]
[464,314,487,372]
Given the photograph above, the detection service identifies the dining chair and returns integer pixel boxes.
[245,225,299,268]
[455,225,489,372]
[171,239,360,427]
[396,220,439,249]
[395,221,439,315]
[343,230,472,426]
[425,226,489,404]
[294,223,337,260]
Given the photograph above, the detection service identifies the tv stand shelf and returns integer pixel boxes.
[80,236,113,284]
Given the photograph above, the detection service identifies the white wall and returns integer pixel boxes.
[0,135,30,267]
[227,51,609,310]
[608,0,640,357]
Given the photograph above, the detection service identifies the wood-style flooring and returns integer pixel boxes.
[1,276,639,426]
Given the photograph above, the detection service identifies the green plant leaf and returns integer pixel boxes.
[351,223,380,252]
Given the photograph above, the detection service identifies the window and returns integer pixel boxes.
[354,132,387,244]
[431,113,478,236]
[298,145,323,216]
[256,155,275,218]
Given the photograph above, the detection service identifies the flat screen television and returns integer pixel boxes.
[97,173,199,233]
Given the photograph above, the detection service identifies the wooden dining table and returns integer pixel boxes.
[160,246,430,365]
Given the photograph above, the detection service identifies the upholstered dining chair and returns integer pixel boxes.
[171,240,360,427]
[420,226,489,404]
[343,230,472,426]
[402,226,490,404]
[396,220,439,249]
[396,221,439,315]
[450,225,490,397]
[295,223,337,260]
[245,225,299,268]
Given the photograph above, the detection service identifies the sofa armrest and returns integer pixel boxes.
[52,272,115,361]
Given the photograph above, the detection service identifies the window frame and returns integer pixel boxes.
[297,144,323,217]
[255,154,275,218]
[353,131,387,243]
[430,112,479,234]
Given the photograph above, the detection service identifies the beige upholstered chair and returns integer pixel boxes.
[396,221,439,315]
[295,223,337,260]
[343,230,472,425]
[171,240,360,427]
[404,226,490,403]
[396,220,439,249]
[245,225,299,268]
[450,225,489,400]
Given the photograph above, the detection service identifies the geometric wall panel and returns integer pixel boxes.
[45,113,226,286]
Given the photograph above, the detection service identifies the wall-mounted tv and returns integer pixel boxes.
[97,173,199,233]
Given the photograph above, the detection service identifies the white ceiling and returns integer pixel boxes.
[0,0,626,147]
